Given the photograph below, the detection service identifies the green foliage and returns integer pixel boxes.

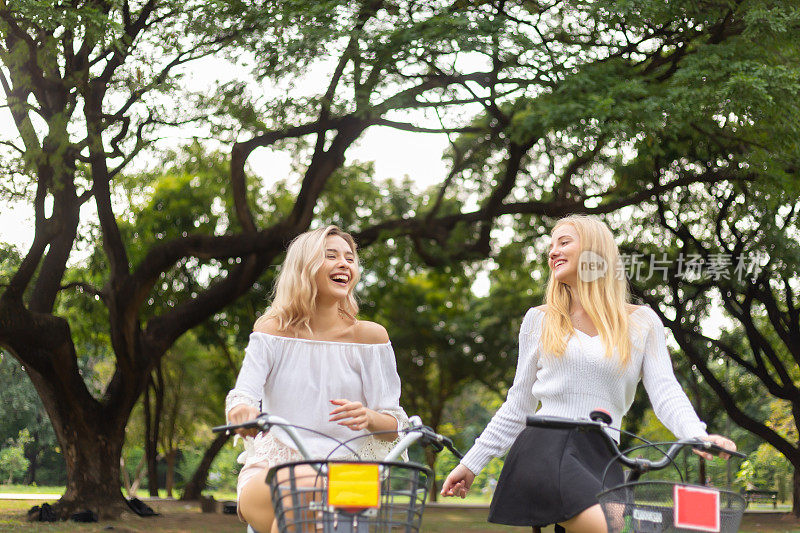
[0,354,63,486]
[0,245,21,286]
[174,448,204,490]
[738,443,793,500]
[0,430,31,484]
[206,444,241,493]
[737,400,796,500]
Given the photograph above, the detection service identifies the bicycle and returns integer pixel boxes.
[213,413,462,533]
[526,411,747,533]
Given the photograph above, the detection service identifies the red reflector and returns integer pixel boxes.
[674,484,720,532]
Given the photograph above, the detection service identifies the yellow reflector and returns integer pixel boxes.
[327,463,380,509]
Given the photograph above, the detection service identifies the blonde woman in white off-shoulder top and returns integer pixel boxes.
[441,215,737,533]
[225,225,408,533]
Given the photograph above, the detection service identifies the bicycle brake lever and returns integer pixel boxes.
[441,437,464,460]
[211,413,271,434]
[415,426,447,453]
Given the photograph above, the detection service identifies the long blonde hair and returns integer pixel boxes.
[540,215,632,364]
[256,225,360,334]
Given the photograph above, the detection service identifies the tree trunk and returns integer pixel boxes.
[128,454,149,496]
[425,447,438,503]
[143,370,164,497]
[165,448,177,498]
[143,384,158,496]
[57,426,129,519]
[699,457,707,486]
[14,345,139,519]
[793,467,800,517]
[121,457,132,496]
[24,445,40,485]
[182,432,230,501]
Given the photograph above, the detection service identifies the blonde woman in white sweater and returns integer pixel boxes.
[226,226,408,533]
[441,215,736,533]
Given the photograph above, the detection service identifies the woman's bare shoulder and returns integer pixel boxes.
[534,305,547,312]
[353,320,390,344]
[253,316,284,336]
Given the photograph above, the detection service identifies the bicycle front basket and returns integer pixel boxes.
[597,481,745,533]
[267,460,430,533]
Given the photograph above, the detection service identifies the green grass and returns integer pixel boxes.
[0,485,63,495]
[0,484,238,501]
[2,488,799,532]
[2,498,800,532]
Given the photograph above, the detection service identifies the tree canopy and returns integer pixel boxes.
[1,0,799,518]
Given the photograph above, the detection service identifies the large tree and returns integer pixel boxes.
[624,178,800,512]
[0,0,789,517]
[603,30,800,503]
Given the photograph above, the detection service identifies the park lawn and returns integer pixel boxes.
[0,484,64,495]
[0,484,239,502]
[2,498,800,532]
[0,498,244,532]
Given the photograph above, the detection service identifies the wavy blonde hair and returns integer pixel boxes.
[540,215,632,364]
[255,225,360,334]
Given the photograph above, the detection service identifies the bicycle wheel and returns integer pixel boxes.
[267,460,430,533]
[597,481,745,533]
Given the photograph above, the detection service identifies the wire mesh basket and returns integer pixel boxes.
[597,481,746,533]
[266,460,430,533]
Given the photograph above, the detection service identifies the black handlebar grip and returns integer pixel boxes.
[526,415,597,430]
[441,437,464,460]
[694,441,747,459]
[448,445,464,460]
[212,414,268,434]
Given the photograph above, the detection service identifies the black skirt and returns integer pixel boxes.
[488,426,625,527]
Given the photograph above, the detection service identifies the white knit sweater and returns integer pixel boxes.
[460,306,708,475]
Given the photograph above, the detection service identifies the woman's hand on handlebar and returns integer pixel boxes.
[694,434,737,461]
[227,404,262,438]
[441,464,476,499]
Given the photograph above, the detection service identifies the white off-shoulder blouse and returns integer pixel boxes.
[225,332,409,469]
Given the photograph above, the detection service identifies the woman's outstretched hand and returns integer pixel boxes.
[441,464,476,499]
[227,404,262,438]
[694,434,737,461]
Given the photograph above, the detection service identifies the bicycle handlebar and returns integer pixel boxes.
[526,414,745,474]
[213,413,314,459]
[213,413,463,462]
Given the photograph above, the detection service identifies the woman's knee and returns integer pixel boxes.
[239,473,275,531]
[559,504,608,533]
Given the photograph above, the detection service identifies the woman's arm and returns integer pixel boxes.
[329,399,399,440]
[356,321,409,442]
[640,307,738,458]
[224,333,271,436]
[640,307,708,439]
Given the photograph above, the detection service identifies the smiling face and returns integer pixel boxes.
[548,224,581,286]
[314,234,357,303]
